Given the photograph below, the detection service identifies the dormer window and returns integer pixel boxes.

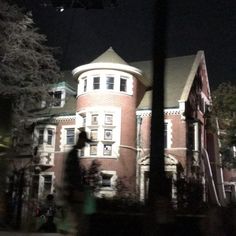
[49,90,62,107]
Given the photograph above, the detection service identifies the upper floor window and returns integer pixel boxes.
[37,127,54,146]
[164,121,172,149]
[93,77,100,90]
[77,108,121,158]
[120,77,127,92]
[77,71,133,95]
[35,127,54,146]
[47,129,53,145]
[91,114,99,125]
[105,114,113,125]
[66,128,75,145]
[49,91,62,107]
[106,76,114,90]
[164,123,168,149]
[83,78,87,92]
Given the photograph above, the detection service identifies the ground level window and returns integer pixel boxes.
[101,173,113,187]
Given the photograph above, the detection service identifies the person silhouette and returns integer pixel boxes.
[63,131,92,236]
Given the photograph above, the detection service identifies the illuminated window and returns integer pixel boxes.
[90,144,97,155]
[104,129,112,140]
[103,144,112,156]
[105,114,113,125]
[91,114,98,125]
[91,129,98,141]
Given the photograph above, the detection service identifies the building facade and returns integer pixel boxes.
[21,47,225,206]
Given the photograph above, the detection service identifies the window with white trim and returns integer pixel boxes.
[49,91,62,107]
[97,170,117,198]
[164,120,172,149]
[66,128,75,145]
[77,108,120,158]
[36,127,55,147]
[77,70,133,95]
[93,76,100,90]
[103,144,112,156]
[106,76,114,90]
[120,77,127,92]
[32,173,54,199]
[104,114,113,125]
[83,78,87,92]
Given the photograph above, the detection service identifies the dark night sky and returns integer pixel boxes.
[25,0,235,89]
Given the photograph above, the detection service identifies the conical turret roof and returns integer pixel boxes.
[91,47,128,65]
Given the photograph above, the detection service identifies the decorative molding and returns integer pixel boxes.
[136,109,181,117]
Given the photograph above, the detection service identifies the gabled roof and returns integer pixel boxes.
[135,51,205,109]
[91,47,128,65]
[72,47,145,85]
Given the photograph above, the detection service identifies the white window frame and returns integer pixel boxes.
[97,170,117,198]
[60,125,77,151]
[77,70,133,96]
[76,107,121,158]
[164,120,172,149]
[49,88,66,108]
[34,125,56,150]
[38,172,55,199]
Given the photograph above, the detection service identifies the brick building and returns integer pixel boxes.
[25,47,225,205]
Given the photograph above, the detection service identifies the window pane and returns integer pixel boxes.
[90,144,97,155]
[38,129,44,145]
[106,76,114,90]
[83,116,86,126]
[53,91,62,106]
[84,79,87,92]
[93,77,100,90]
[120,78,127,92]
[43,175,52,193]
[103,144,112,156]
[164,123,167,148]
[104,129,112,140]
[101,173,112,187]
[91,129,98,141]
[47,129,53,145]
[66,128,75,145]
[91,114,98,125]
[105,114,113,125]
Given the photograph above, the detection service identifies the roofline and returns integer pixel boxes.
[180,50,205,101]
[72,62,150,87]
